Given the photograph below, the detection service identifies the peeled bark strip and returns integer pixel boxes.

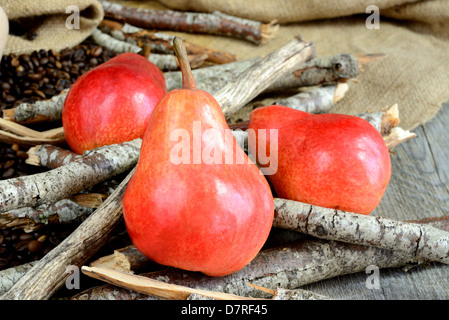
[273,83,348,113]
[0,118,65,146]
[101,0,278,45]
[0,167,136,300]
[2,89,68,124]
[272,198,449,265]
[81,266,262,300]
[216,36,316,117]
[0,139,141,213]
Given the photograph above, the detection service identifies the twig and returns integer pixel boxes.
[0,198,95,228]
[0,167,136,300]
[70,237,426,300]
[216,35,316,117]
[0,139,141,213]
[272,198,449,265]
[2,89,68,124]
[265,53,361,92]
[0,117,65,146]
[100,0,278,45]
[100,19,237,64]
[273,82,349,113]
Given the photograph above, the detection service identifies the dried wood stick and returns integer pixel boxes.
[273,82,349,114]
[91,28,142,54]
[100,0,278,45]
[0,167,136,300]
[1,198,94,227]
[384,127,417,150]
[0,117,65,146]
[0,261,37,295]
[2,89,68,124]
[25,144,81,168]
[216,35,316,118]
[71,238,424,300]
[100,19,237,64]
[265,53,360,93]
[248,283,334,300]
[272,198,449,265]
[165,57,262,93]
[0,139,141,213]
[81,265,263,300]
[5,216,447,298]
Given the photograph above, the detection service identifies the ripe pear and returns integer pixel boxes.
[122,37,274,276]
[248,105,391,215]
[62,52,167,154]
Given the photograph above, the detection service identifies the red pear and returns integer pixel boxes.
[62,52,167,154]
[248,105,391,215]
[122,37,274,276]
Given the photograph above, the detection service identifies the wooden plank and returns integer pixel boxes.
[300,101,449,299]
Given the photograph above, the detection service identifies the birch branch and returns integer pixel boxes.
[0,167,136,300]
[100,0,278,45]
[272,198,449,265]
[273,82,348,114]
[216,35,316,117]
[100,19,237,64]
[0,139,141,213]
[71,238,425,300]
[2,89,68,124]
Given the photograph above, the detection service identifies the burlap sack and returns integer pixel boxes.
[0,0,103,55]
[152,0,449,131]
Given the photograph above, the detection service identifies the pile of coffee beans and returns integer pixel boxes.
[0,41,116,111]
[0,224,77,270]
[0,41,118,271]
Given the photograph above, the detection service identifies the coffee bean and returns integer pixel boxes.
[15,240,30,252]
[27,240,43,253]
[19,233,35,241]
[2,167,15,179]
[1,43,117,110]
[0,258,9,269]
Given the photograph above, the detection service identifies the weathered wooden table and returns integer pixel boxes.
[298,102,449,299]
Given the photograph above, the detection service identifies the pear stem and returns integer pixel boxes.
[173,36,197,90]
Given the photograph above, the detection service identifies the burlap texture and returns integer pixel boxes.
[0,0,103,55]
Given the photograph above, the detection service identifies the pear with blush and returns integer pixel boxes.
[62,52,167,154]
[248,104,391,215]
[122,37,274,276]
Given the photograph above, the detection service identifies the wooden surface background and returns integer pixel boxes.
[299,101,449,300]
